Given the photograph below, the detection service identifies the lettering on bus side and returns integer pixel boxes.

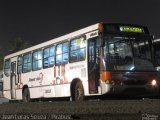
[45,89,51,93]
[29,77,43,81]
[90,32,98,37]
[29,78,36,82]
[29,73,43,82]
[69,65,84,69]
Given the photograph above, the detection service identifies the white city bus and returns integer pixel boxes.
[3,23,159,102]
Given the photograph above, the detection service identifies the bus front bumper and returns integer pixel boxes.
[101,82,160,97]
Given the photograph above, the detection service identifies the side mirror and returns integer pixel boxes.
[151,35,155,40]
[156,66,160,71]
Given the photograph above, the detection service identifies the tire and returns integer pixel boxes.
[22,88,30,103]
[74,81,84,101]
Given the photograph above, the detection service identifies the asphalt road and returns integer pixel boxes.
[0,97,9,104]
[0,99,159,120]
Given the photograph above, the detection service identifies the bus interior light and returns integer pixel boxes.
[101,71,111,82]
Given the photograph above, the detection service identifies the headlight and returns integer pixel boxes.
[151,79,157,86]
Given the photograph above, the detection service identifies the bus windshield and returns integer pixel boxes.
[104,35,155,71]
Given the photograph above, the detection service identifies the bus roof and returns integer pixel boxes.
[4,23,99,59]
[4,22,149,59]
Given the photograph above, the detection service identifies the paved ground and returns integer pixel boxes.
[0,99,159,120]
[0,97,9,104]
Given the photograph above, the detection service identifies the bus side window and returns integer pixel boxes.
[0,82,3,91]
[56,42,69,65]
[43,46,55,68]
[23,53,32,73]
[4,59,11,77]
[17,56,22,73]
[70,37,86,62]
[32,50,42,71]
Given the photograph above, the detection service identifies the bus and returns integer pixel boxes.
[3,23,159,102]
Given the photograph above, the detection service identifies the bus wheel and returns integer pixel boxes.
[74,81,84,101]
[22,88,30,103]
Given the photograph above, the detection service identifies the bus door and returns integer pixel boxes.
[88,38,100,94]
[10,61,16,99]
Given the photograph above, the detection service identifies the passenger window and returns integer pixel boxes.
[33,50,42,71]
[4,59,10,76]
[17,56,22,73]
[70,37,86,62]
[0,82,3,91]
[56,42,68,65]
[23,53,31,73]
[43,46,55,68]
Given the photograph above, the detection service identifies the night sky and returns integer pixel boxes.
[0,0,160,54]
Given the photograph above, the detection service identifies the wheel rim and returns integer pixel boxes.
[76,87,83,100]
[25,94,29,102]
[23,89,30,102]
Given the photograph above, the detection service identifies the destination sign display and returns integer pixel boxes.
[103,24,149,34]
[119,26,145,33]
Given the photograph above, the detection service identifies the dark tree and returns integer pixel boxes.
[8,37,30,53]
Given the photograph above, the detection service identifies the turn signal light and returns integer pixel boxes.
[98,23,103,32]
[100,71,111,82]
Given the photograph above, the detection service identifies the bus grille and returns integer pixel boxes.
[123,79,147,85]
